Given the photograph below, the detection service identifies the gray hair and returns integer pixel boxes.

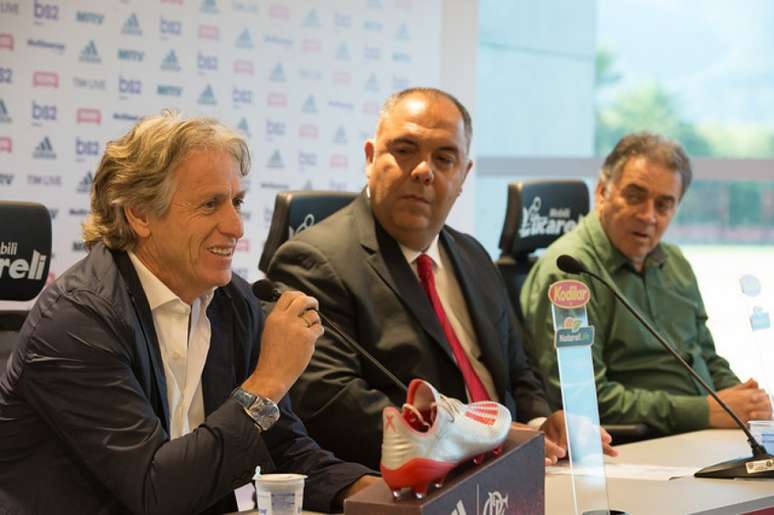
[82,111,250,250]
[377,87,473,154]
[600,132,692,199]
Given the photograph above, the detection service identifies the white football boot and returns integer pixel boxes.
[380,379,512,499]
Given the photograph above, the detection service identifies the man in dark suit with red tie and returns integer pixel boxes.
[267,87,615,470]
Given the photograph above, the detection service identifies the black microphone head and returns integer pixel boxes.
[252,279,281,302]
[556,255,588,275]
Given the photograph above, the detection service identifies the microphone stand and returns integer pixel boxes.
[253,280,408,395]
[316,310,408,395]
[558,256,774,479]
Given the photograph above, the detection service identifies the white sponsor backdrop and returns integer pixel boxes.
[0,0,441,287]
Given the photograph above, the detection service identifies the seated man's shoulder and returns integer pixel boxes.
[44,243,130,317]
[443,225,491,258]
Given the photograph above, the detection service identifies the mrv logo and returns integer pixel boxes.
[519,197,579,238]
[0,244,47,281]
[118,49,144,62]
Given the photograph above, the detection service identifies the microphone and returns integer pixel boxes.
[252,279,408,394]
[556,254,774,479]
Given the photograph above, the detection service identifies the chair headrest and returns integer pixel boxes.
[498,180,590,256]
[0,201,52,300]
[258,190,357,272]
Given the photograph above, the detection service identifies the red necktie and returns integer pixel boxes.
[415,254,490,402]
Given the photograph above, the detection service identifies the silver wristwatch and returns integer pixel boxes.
[230,387,280,432]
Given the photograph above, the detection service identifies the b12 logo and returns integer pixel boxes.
[75,137,99,156]
[197,52,217,70]
[118,76,141,95]
[32,101,57,121]
[33,0,58,20]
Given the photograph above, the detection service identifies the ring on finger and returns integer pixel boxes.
[299,312,315,328]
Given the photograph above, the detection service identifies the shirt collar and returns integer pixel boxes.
[128,251,215,312]
[586,211,667,273]
[399,234,442,270]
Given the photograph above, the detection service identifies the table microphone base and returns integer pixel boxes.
[695,453,774,479]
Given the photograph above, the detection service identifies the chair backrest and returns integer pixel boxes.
[496,179,590,321]
[0,201,52,375]
[258,190,357,273]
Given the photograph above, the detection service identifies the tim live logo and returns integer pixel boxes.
[0,241,47,279]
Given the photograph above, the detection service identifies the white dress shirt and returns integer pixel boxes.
[128,252,214,439]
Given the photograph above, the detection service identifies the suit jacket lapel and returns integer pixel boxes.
[112,250,170,432]
[353,192,455,362]
[440,231,509,399]
[202,288,235,415]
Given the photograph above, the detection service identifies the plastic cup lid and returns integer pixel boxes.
[254,473,307,484]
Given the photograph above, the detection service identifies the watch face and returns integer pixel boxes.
[232,388,279,431]
[252,397,280,431]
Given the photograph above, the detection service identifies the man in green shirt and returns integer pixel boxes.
[520,132,772,436]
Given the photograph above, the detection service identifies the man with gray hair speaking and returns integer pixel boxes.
[0,112,374,514]
[521,132,772,436]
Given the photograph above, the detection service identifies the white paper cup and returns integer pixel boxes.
[749,420,774,454]
[254,473,306,515]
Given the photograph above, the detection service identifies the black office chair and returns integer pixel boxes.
[496,179,590,322]
[258,190,357,273]
[0,201,52,377]
[496,180,651,444]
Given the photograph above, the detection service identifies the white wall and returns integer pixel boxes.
[0,0,454,288]
[439,0,479,234]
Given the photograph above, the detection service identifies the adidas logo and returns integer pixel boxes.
[269,63,285,82]
[333,126,347,144]
[198,84,216,105]
[33,136,56,159]
[365,73,379,92]
[267,149,284,169]
[161,50,181,71]
[76,171,93,193]
[0,99,11,123]
[79,40,101,63]
[304,9,320,27]
[302,95,317,114]
[450,500,467,515]
[237,118,250,137]
[396,22,410,40]
[200,0,218,13]
[335,43,350,61]
[235,28,253,49]
[122,13,142,35]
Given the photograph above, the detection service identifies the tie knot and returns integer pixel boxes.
[416,254,433,281]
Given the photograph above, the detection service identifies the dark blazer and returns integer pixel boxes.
[0,243,370,515]
[267,192,551,469]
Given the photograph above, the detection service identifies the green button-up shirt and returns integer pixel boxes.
[520,212,739,435]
